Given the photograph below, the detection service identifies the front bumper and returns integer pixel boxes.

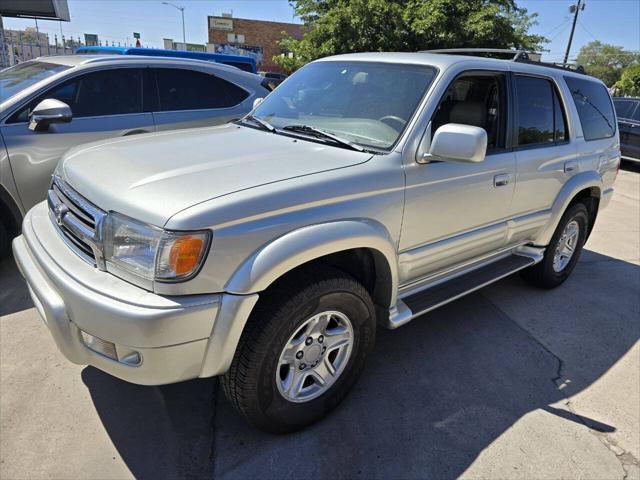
[13,202,257,385]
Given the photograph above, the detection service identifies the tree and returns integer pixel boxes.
[576,41,639,87]
[614,64,640,97]
[274,0,547,73]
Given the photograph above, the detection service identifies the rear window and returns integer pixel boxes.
[154,68,249,111]
[565,77,616,141]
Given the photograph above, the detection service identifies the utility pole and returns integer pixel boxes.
[162,2,186,44]
[0,14,9,68]
[563,0,585,65]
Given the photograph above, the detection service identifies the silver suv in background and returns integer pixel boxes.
[13,50,619,433]
[0,55,271,255]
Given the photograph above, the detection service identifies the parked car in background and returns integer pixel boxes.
[258,71,288,90]
[0,55,271,256]
[12,50,619,432]
[613,97,640,163]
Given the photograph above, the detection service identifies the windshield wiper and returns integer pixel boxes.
[241,114,275,132]
[282,124,364,152]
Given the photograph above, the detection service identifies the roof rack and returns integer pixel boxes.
[421,48,585,74]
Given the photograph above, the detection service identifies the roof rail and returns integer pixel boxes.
[422,48,585,74]
[421,48,537,61]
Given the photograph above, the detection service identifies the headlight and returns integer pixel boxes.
[103,212,210,282]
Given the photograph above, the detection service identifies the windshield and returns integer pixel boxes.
[0,61,71,102]
[252,61,437,150]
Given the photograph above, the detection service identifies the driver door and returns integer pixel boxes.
[398,70,516,284]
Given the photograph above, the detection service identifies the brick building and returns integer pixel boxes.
[207,15,307,73]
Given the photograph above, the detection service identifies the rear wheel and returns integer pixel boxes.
[222,265,376,433]
[522,202,589,289]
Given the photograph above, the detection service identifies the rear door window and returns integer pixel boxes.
[515,75,567,146]
[154,68,249,112]
[565,76,616,140]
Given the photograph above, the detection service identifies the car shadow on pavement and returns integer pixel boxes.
[80,249,638,479]
[0,255,32,317]
[81,369,217,479]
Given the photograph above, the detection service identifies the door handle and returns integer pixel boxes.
[122,129,151,136]
[564,161,578,173]
[493,173,511,187]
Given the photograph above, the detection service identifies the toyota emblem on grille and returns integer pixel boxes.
[54,204,69,226]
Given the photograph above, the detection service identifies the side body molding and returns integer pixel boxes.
[532,170,602,246]
[225,220,400,307]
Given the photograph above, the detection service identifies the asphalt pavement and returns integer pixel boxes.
[1,165,638,480]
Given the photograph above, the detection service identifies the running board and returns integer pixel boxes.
[387,253,539,329]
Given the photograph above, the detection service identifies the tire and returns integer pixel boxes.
[0,220,9,260]
[521,202,589,289]
[222,265,376,433]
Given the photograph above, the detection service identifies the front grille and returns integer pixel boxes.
[48,177,106,268]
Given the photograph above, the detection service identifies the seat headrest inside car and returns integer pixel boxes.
[449,101,487,129]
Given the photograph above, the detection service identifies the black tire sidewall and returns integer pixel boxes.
[254,287,374,431]
[0,221,9,259]
[541,203,589,285]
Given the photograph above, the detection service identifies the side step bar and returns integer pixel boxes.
[387,252,540,329]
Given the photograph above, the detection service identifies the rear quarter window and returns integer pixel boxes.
[565,76,616,141]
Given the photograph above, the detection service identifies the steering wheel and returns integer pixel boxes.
[378,115,407,130]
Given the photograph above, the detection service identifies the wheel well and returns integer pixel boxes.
[0,186,22,238]
[568,187,600,238]
[263,248,393,309]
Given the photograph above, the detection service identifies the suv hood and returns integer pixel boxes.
[60,124,373,226]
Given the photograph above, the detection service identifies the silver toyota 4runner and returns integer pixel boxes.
[13,50,620,433]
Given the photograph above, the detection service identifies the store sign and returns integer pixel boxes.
[209,17,234,31]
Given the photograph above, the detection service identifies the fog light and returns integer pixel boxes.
[80,331,117,360]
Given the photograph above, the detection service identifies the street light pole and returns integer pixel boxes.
[162,2,186,45]
[563,0,585,65]
[181,8,186,45]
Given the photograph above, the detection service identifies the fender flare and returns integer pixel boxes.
[533,170,602,246]
[225,219,400,308]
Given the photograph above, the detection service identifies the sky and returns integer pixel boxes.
[3,0,639,62]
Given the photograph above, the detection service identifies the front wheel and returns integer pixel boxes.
[0,220,10,259]
[222,266,376,433]
[521,202,589,289]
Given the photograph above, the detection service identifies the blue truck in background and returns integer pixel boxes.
[75,46,257,73]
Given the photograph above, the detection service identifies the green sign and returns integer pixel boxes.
[185,43,206,52]
[133,32,140,39]
[84,33,98,46]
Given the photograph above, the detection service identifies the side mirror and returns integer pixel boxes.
[252,97,264,110]
[28,99,72,132]
[418,123,487,164]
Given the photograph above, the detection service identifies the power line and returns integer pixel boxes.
[549,22,571,42]
[577,19,599,41]
[542,17,571,37]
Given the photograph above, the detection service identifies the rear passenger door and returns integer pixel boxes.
[150,67,250,131]
[508,74,576,244]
